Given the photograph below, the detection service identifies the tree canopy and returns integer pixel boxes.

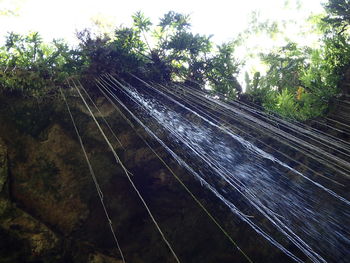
[324,0,350,32]
[0,2,349,120]
[242,0,350,120]
[76,11,242,96]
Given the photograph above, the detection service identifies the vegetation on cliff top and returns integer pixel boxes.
[1,0,350,120]
[244,0,350,120]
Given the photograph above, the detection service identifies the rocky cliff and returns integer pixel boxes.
[0,95,266,263]
[0,84,349,263]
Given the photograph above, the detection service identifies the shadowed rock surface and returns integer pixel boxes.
[0,86,349,263]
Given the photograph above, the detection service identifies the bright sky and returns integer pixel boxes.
[1,0,324,44]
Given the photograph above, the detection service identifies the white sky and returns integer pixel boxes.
[1,0,324,44]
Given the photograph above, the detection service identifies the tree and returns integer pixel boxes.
[206,42,242,97]
[152,11,212,84]
[0,32,81,97]
[324,0,350,32]
[83,10,243,94]
[259,42,309,93]
[246,39,341,120]
[318,1,350,94]
[151,11,242,93]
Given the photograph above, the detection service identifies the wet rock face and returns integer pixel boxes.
[0,205,60,258]
[2,95,324,263]
[0,98,125,262]
[0,138,7,193]
[0,98,172,262]
[0,97,254,263]
[0,139,58,261]
[88,253,123,263]
[11,123,89,234]
[0,138,9,227]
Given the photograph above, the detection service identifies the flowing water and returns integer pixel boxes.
[94,76,350,263]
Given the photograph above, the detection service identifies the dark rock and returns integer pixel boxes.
[0,138,8,193]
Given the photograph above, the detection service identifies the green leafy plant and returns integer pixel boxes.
[0,32,81,98]
[77,11,242,94]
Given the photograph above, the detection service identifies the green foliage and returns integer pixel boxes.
[324,0,350,32]
[153,11,213,84]
[0,11,243,99]
[308,8,350,91]
[77,11,242,94]
[264,89,297,118]
[0,32,81,98]
[133,11,152,33]
[206,42,242,97]
[259,42,308,92]
[324,32,350,75]
[261,88,328,121]
[76,26,147,81]
[158,11,191,31]
[113,27,146,54]
[299,48,338,97]
[0,6,347,119]
[246,39,342,120]
[245,0,350,120]
[245,71,261,94]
